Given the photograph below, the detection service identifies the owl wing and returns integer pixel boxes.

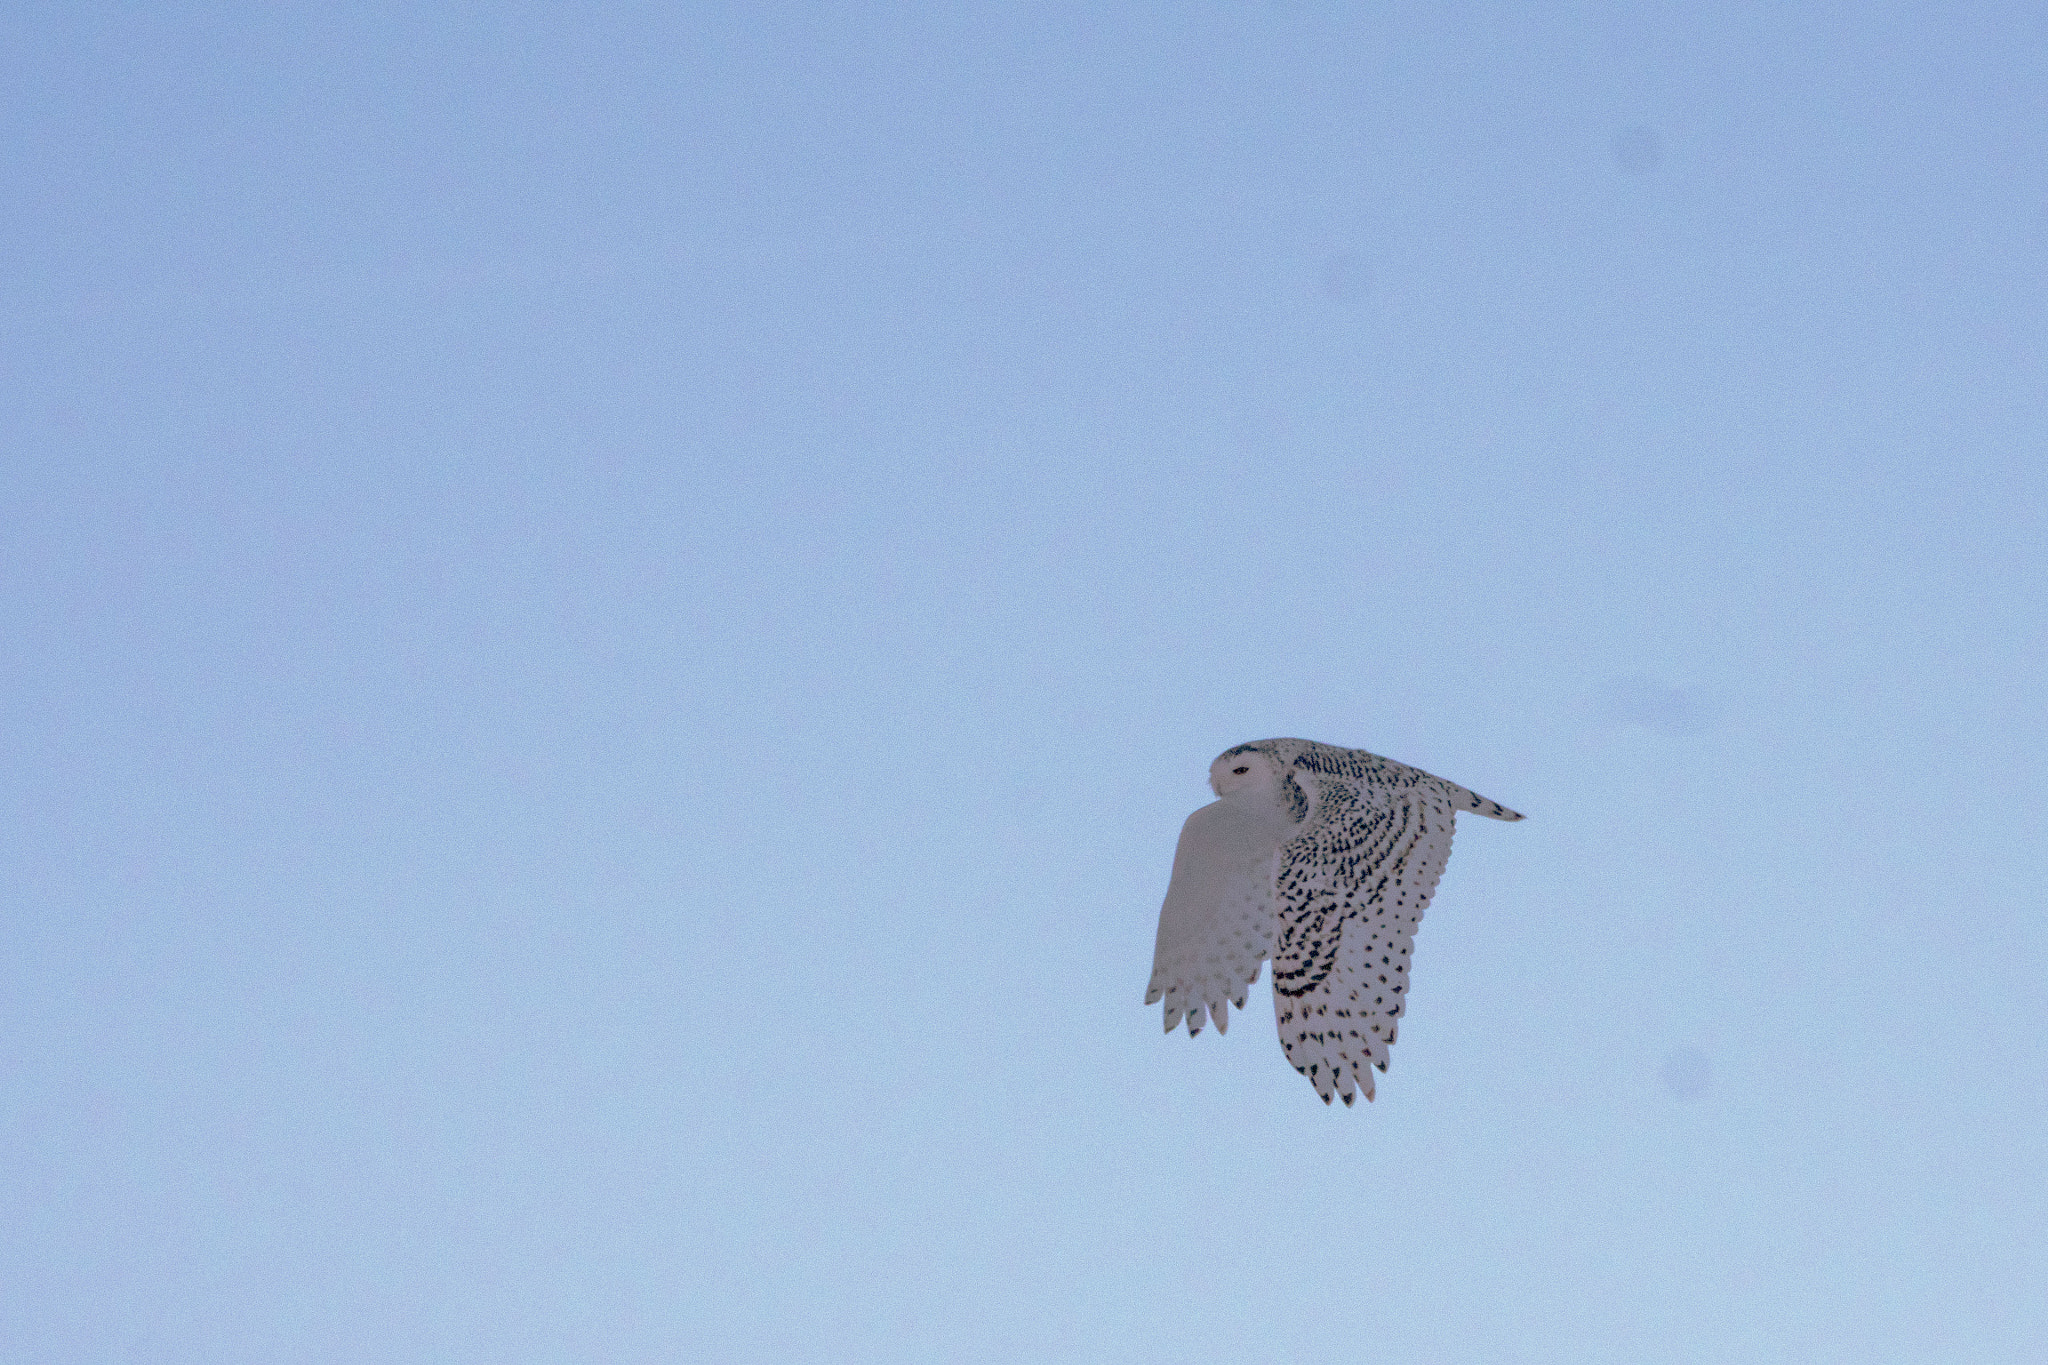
[1270,779,1459,1105]
[1145,799,1282,1038]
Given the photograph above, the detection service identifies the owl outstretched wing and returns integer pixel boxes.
[1270,777,1461,1105]
[1145,799,1284,1038]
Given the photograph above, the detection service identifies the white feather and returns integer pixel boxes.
[1144,738,1521,1106]
[1145,797,1289,1037]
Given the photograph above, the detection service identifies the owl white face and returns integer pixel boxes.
[1209,750,1278,798]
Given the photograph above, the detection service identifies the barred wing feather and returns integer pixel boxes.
[1271,783,1459,1105]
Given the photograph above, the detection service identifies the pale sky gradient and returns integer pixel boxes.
[5,4,2046,1362]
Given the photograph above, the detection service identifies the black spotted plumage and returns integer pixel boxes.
[1148,738,1522,1106]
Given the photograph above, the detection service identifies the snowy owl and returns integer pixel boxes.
[1145,738,1522,1106]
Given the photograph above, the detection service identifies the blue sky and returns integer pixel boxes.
[4,3,2045,1361]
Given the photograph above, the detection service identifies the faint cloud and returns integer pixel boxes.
[1611,124,1662,175]
[1320,252,1371,302]
[1659,1045,1712,1100]
[1594,674,1716,737]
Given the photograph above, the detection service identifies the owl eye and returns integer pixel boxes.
[1232,766,1249,775]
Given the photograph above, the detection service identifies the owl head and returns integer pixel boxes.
[1208,746,1280,797]
[1210,739,1315,819]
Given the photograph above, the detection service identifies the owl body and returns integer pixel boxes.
[1145,738,1522,1106]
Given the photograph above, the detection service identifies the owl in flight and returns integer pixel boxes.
[1145,738,1522,1106]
